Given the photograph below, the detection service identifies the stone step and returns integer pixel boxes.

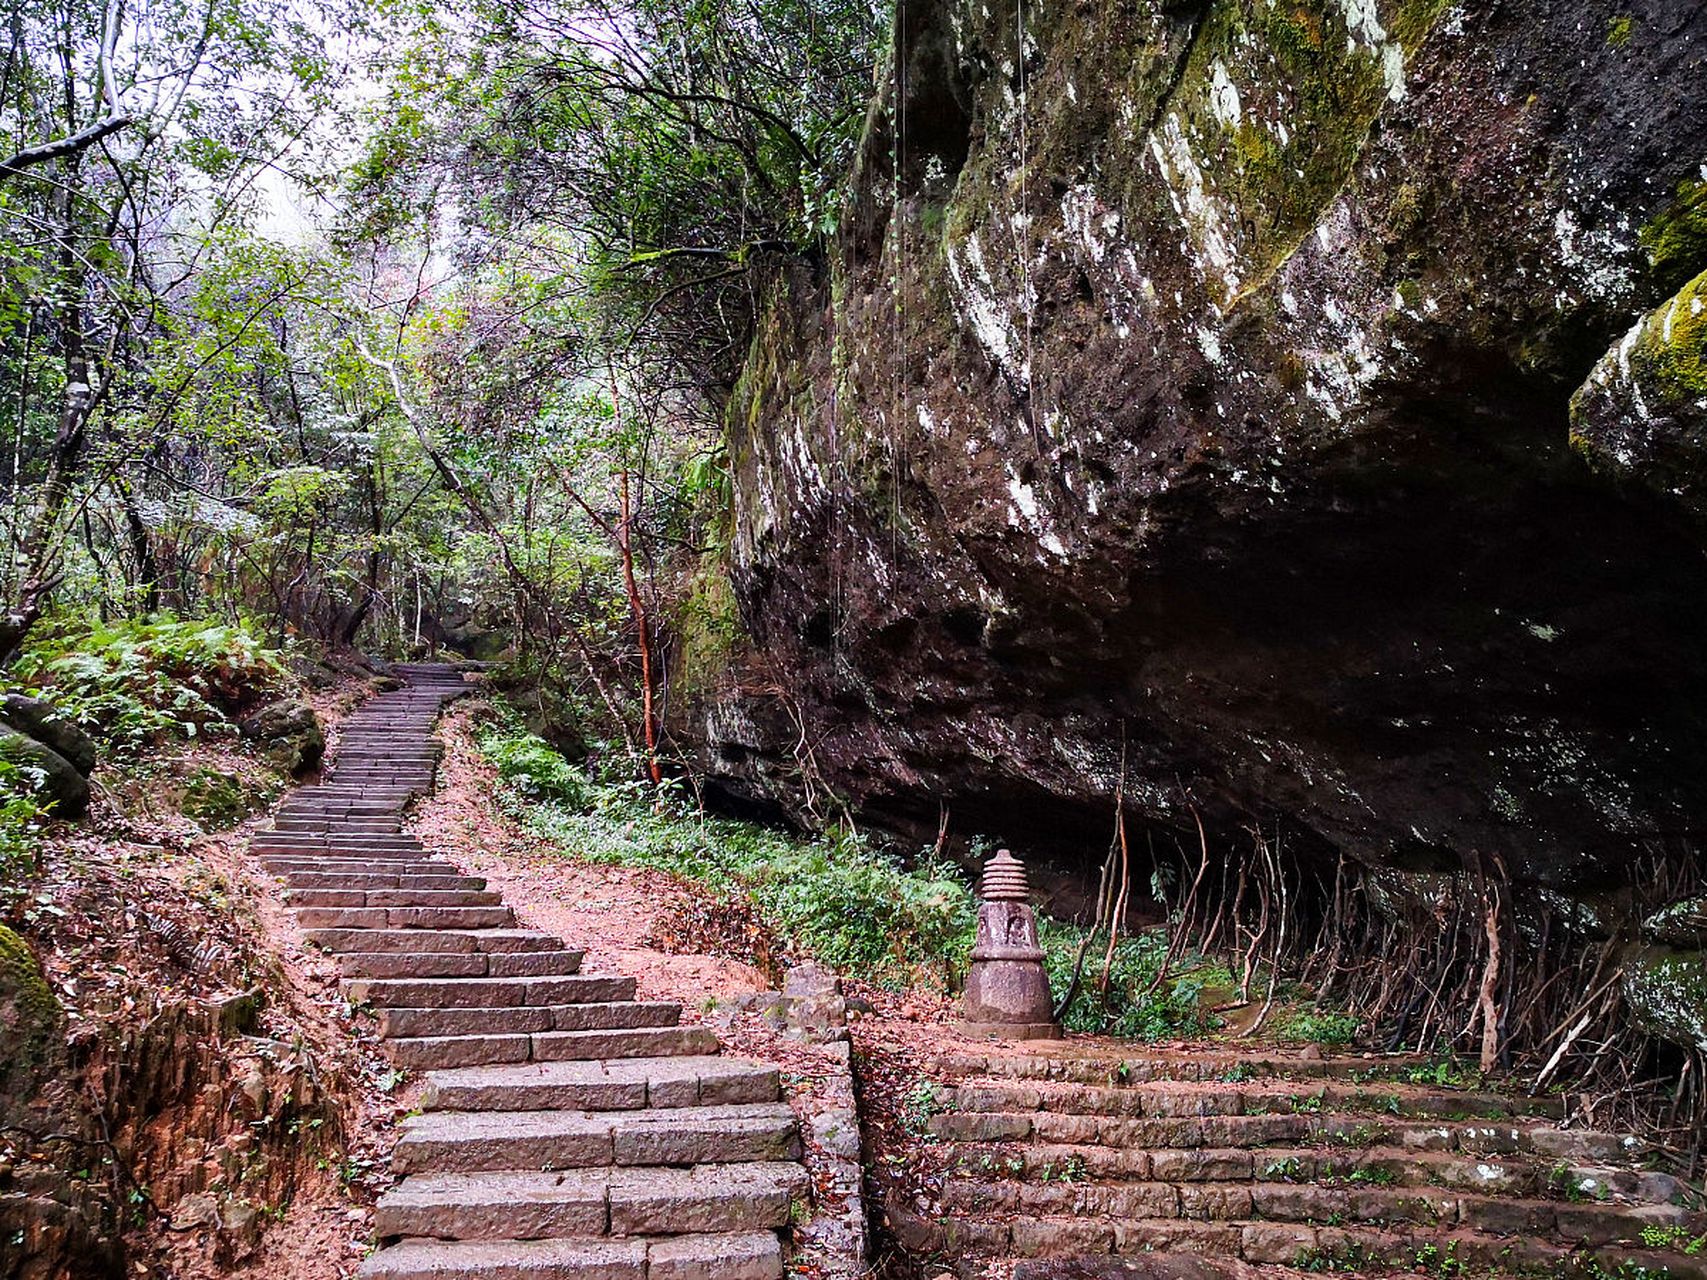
[345,975,636,1009]
[532,1026,718,1062]
[940,1177,1696,1240]
[306,928,565,955]
[388,1020,706,1071]
[263,859,460,877]
[928,1110,1640,1160]
[373,1163,810,1240]
[933,1049,1446,1088]
[947,1141,1685,1205]
[423,1058,779,1113]
[295,905,516,929]
[337,950,586,980]
[280,873,486,892]
[382,1001,679,1041]
[358,1232,783,1280]
[392,1103,801,1174]
[284,889,503,908]
[947,1078,1561,1123]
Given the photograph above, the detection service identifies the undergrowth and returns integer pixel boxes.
[475,709,1228,1037]
[12,615,291,757]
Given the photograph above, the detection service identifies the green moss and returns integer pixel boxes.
[180,767,254,829]
[1605,13,1636,48]
[673,564,746,698]
[0,924,61,1086]
[1623,945,1707,1052]
[1631,267,1707,399]
[1159,0,1451,302]
[1640,179,1707,290]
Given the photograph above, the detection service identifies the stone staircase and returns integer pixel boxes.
[894,1046,1707,1278]
[248,664,808,1279]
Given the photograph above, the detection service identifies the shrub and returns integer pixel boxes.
[478,728,591,808]
[0,758,48,902]
[13,616,291,757]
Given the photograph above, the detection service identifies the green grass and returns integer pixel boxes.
[474,711,1228,1038]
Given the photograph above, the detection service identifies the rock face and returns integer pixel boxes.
[0,693,96,776]
[680,0,1707,919]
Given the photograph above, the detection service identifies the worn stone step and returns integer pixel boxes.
[531,1026,718,1062]
[345,975,635,1009]
[947,1141,1684,1206]
[380,1006,556,1038]
[358,1231,783,1279]
[337,950,586,980]
[930,1049,1491,1090]
[306,928,565,955]
[925,1211,1707,1276]
[263,859,460,877]
[280,873,486,892]
[928,1110,1642,1160]
[374,1162,810,1240]
[297,905,516,929]
[423,1058,778,1113]
[285,889,503,908]
[388,1035,533,1070]
[948,1079,1558,1123]
[548,1001,680,1032]
[392,1103,801,1173]
[940,1177,1695,1241]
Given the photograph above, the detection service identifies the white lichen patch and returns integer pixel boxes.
[946,233,1031,390]
[1208,59,1242,126]
[1147,112,1242,305]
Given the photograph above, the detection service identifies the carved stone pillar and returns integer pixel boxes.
[961,849,1061,1040]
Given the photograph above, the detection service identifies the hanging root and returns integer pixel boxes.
[1155,823,1704,1165]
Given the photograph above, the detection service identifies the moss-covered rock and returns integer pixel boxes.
[1641,178,1707,291]
[1643,897,1707,949]
[0,726,90,818]
[1570,266,1707,518]
[0,693,96,776]
[180,767,254,829]
[238,698,324,775]
[1623,945,1707,1053]
[0,924,62,1091]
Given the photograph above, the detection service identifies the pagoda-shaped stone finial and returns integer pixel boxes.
[961,849,1061,1041]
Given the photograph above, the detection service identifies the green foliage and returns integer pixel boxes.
[1278,1008,1360,1047]
[1040,922,1225,1040]
[477,727,590,808]
[0,760,49,900]
[1606,13,1637,47]
[14,616,290,757]
[476,720,976,984]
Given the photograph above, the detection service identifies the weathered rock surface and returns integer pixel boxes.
[0,725,90,818]
[239,697,324,775]
[679,0,1707,913]
[0,692,95,776]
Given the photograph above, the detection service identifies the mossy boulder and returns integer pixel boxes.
[0,693,95,776]
[0,727,90,819]
[180,767,254,829]
[1622,945,1707,1053]
[0,924,62,1091]
[1643,897,1707,949]
[238,698,324,775]
[1570,266,1707,521]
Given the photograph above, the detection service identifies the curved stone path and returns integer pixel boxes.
[249,665,806,1279]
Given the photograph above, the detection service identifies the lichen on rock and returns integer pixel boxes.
[1622,945,1707,1053]
[0,923,62,1091]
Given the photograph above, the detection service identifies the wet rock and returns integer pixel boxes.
[239,698,324,775]
[171,1192,220,1230]
[1622,945,1707,1052]
[0,726,89,818]
[0,693,94,776]
[1644,898,1707,949]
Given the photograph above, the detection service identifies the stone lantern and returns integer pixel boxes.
[961,849,1061,1040]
